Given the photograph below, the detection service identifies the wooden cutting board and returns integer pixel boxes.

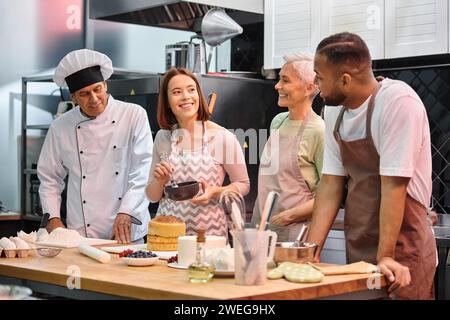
[34,238,116,248]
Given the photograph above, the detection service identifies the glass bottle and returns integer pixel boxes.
[187,229,215,283]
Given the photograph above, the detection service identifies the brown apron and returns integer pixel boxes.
[253,109,314,242]
[333,84,436,300]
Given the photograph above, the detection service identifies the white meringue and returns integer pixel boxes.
[0,237,16,250]
[9,237,30,250]
[17,230,37,243]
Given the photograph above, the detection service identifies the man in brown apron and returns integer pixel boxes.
[307,32,436,299]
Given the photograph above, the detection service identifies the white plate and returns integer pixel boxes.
[153,251,177,260]
[167,262,234,276]
[100,245,176,260]
[121,256,159,267]
[100,244,147,254]
[167,262,188,270]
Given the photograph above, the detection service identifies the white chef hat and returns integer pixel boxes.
[53,49,113,93]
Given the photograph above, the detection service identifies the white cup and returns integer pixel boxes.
[232,229,277,286]
[177,235,227,267]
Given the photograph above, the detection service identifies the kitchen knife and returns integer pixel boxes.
[39,213,50,230]
[130,216,142,225]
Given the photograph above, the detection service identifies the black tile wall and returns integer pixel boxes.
[375,66,450,215]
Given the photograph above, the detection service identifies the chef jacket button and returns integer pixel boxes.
[83,176,86,179]
[78,126,81,129]
[113,145,116,149]
[80,151,84,154]
[87,224,90,227]
[115,171,119,175]
[118,197,122,201]
[83,200,86,204]
[112,120,116,124]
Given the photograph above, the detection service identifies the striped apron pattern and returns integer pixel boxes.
[156,123,228,237]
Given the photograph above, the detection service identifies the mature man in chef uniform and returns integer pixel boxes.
[37,49,153,243]
[307,32,436,299]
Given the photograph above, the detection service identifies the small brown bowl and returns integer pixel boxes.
[274,242,318,265]
[164,180,200,201]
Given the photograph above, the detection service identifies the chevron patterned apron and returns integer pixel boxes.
[156,122,228,237]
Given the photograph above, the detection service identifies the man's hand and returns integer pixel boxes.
[46,217,65,233]
[111,213,132,244]
[427,209,438,226]
[377,256,411,298]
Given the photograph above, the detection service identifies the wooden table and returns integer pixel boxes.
[0,248,387,300]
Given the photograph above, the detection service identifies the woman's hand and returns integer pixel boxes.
[153,160,172,184]
[270,209,296,226]
[191,180,219,206]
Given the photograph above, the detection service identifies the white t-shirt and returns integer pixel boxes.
[322,78,432,208]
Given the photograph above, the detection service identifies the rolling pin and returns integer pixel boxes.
[79,244,111,263]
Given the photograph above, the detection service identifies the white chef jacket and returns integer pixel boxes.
[37,95,153,241]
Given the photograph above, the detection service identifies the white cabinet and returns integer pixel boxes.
[319,0,384,60]
[265,0,449,66]
[385,0,448,58]
[264,0,321,69]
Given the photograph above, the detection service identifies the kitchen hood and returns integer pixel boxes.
[89,0,263,32]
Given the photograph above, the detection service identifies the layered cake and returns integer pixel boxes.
[147,216,186,251]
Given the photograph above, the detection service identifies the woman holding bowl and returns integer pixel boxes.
[146,68,250,237]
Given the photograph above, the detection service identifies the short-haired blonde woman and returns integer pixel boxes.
[146,68,250,237]
[251,53,325,242]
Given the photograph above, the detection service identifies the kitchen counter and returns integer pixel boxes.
[435,234,450,300]
[0,248,387,300]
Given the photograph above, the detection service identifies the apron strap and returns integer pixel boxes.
[202,121,208,152]
[365,83,381,140]
[333,107,346,143]
[169,121,208,155]
[296,108,313,138]
[276,109,313,137]
[333,82,382,142]
[168,127,180,157]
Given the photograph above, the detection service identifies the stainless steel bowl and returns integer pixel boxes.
[274,242,318,264]
[436,214,450,226]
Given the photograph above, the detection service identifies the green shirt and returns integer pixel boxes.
[270,111,325,194]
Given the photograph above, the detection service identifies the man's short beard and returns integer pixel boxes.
[323,92,346,106]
